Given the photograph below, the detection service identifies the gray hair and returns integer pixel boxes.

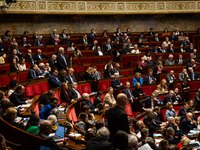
[39,62,45,68]
[168,117,174,122]
[53,29,57,32]
[128,134,138,148]
[145,137,155,149]
[38,35,43,39]
[107,87,113,92]
[115,63,120,67]
[47,115,57,125]
[72,82,77,86]
[166,127,174,135]
[58,47,64,51]
[136,120,143,128]
[135,82,141,86]
[82,93,89,98]
[97,127,110,140]
[190,53,194,56]
[169,54,173,58]
[50,108,59,117]
[188,67,193,70]
[146,109,153,115]
[52,54,57,58]
[180,137,190,146]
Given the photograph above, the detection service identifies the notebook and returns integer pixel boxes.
[51,126,67,141]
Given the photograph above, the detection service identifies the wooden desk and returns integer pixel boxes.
[62,140,86,150]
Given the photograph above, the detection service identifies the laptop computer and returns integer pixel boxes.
[51,126,67,141]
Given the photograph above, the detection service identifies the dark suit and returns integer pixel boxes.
[46,38,61,45]
[89,44,99,50]
[34,53,50,61]
[57,53,68,71]
[27,69,40,79]
[153,112,162,124]
[112,68,122,76]
[166,73,176,87]
[89,33,98,43]
[151,47,161,53]
[111,78,122,89]
[181,117,196,134]
[139,97,161,109]
[188,72,200,80]
[152,36,161,41]
[182,40,190,46]
[165,136,179,145]
[0,43,6,53]
[173,93,183,103]
[103,43,114,51]
[132,88,143,98]
[177,47,186,52]
[144,75,156,84]
[81,72,94,81]
[9,91,26,106]
[112,50,121,61]
[187,46,195,52]
[33,39,45,46]
[175,59,185,64]
[81,100,96,113]
[94,97,103,110]
[48,75,61,89]
[48,59,57,69]
[59,33,68,39]
[169,36,178,41]
[10,64,19,72]
[86,137,112,150]
[167,124,182,140]
[63,38,71,45]
[187,62,197,71]
[69,88,81,99]
[163,94,176,105]
[93,50,102,56]
[153,60,164,66]
[8,54,19,63]
[122,88,134,100]
[18,41,31,47]
[66,74,77,84]
[167,47,176,53]
[146,61,153,66]
[104,70,114,78]
[25,54,35,62]
[78,37,88,44]
[5,118,25,130]
[107,105,130,141]
[178,106,187,116]
[60,89,73,104]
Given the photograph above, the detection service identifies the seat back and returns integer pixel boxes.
[54,91,61,105]
[125,103,133,117]
[0,75,10,86]
[25,86,34,97]
[39,82,49,92]
[32,84,42,95]
[33,102,40,116]
[81,84,91,94]
[141,86,151,96]
[99,81,110,92]
[9,72,19,82]
[18,71,29,81]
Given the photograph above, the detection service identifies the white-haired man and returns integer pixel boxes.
[57,47,68,71]
[34,49,50,61]
[48,54,57,69]
[165,54,175,65]
[81,93,98,114]
[111,73,123,89]
[33,35,45,46]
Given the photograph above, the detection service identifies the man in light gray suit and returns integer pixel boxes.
[123,38,133,48]
[165,54,175,66]
[178,68,190,81]
[166,70,176,87]
[93,66,103,80]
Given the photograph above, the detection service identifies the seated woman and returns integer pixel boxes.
[17,57,26,71]
[133,82,144,98]
[58,69,67,83]
[5,107,25,130]
[153,61,164,77]
[138,57,146,66]
[10,58,19,72]
[137,38,145,48]
[143,51,152,60]
[67,42,76,51]
[81,67,94,81]
[25,114,40,134]
[188,99,196,112]
[162,28,171,36]
[112,48,121,61]
[94,91,103,111]
[165,102,176,121]
[60,82,74,105]
[157,79,168,94]
[8,80,18,96]
[73,48,83,57]
[162,37,171,47]
[39,98,58,119]
[133,72,143,86]
[75,112,88,132]
[178,32,185,41]
[102,30,109,38]
[177,43,185,52]
[0,52,6,64]
[134,63,144,74]
[47,115,58,131]
[114,40,122,49]
[104,64,114,78]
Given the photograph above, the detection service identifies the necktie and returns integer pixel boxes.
[55,77,60,83]
[192,73,194,80]
[128,89,133,100]
[38,54,42,60]
[34,71,36,77]
[96,72,100,80]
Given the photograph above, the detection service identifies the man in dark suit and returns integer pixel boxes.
[33,35,45,46]
[11,42,23,58]
[69,82,82,99]
[188,67,200,80]
[169,32,178,41]
[112,63,122,76]
[48,54,57,69]
[93,46,103,56]
[62,35,71,45]
[175,54,185,65]
[167,44,176,53]
[181,112,196,134]
[178,102,189,116]
[111,73,123,89]
[92,66,103,80]
[153,56,164,65]
[9,85,32,106]
[25,49,35,66]
[145,57,153,66]
[59,29,68,39]
[187,58,198,71]
[151,44,161,53]
[175,28,181,36]
[78,34,88,44]
[153,106,162,124]
[48,69,61,89]
[103,38,114,52]
[18,37,31,47]
[160,44,167,53]
[107,93,130,142]
[166,70,176,87]
[8,49,19,63]
[86,127,112,150]
[89,29,98,43]
[81,93,98,114]
[139,93,162,109]
[135,32,148,42]
[165,127,179,144]
[148,28,155,36]
[182,37,190,46]
[27,64,43,79]
[114,28,123,37]
[122,81,134,100]
[89,40,99,50]
[163,90,176,105]
[152,32,161,41]
[144,69,156,84]
[66,68,77,84]
[173,88,184,103]
[34,49,50,61]
[57,47,68,71]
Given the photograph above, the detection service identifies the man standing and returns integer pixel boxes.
[57,47,68,71]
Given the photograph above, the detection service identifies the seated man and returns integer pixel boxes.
[86,127,112,150]
[82,105,96,122]
[27,64,44,79]
[141,128,149,145]
[187,58,198,71]
[112,63,122,76]
[188,67,200,80]
[92,66,103,80]
[145,57,153,66]
[48,54,57,69]
[69,82,82,99]
[165,54,175,65]
[175,54,185,65]
[48,69,61,89]
[122,44,131,54]
[111,73,123,89]
[136,32,148,42]
[144,69,156,84]
[173,88,183,103]
[187,43,195,52]
[36,120,63,149]
[143,108,153,124]
[122,81,134,101]
[39,63,50,77]
[8,49,19,63]
[114,28,123,37]
[103,38,114,52]
[163,90,176,105]
[148,28,155,36]
[89,29,98,43]
[33,35,45,46]
[81,93,98,114]
[154,90,164,106]
[121,33,129,42]
[151,44,161,53]
[63,35,71,45]
[9,85,32,106]
[78,34,88,44]
[165,127,179,144]
[169,31,178,41]
[167,44,176,53]
[93,46,103,56]
[34,49,50,61]
[166,70,176,87]
[139,92,162,110]
[103,87,116,106]
[178,68,190,81]
[132,82,144,98]
[59,29,68,39]
[153,56,164,65]
[181,112,196,134]
[25,49,35,65]
[135,121,145,138]
[123,38,133,49]
[178,102,189,116]
[5,107,25,130]
[182,37,190,46]
[66,68,77,84]
[153,106,162,124]
[19,37,31,47]
[89,40,99,50]
[152,32,161,41]
[160,44,167,53]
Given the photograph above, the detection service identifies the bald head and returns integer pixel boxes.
[116,93,128,109]
[40,120,52,135]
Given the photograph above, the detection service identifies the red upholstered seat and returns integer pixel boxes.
[26,62,30,69]
[77,85,82,95]
[174,105,183,116]
[90,97,94,104]
[80,58,91,64]
[141,86,151,96]
[151,85,157,93]
[9,72,19,82]
[161,109,167,122]
[128,70,134,76]
[159,95,166,101]
[81,51,94,57]
[39,82,49,92]
[54,91,61,105]
[122,55,134,62]
[0,79,2,87]
[83,64,91,71]
[121,71,129,76]
[128,77,133,86]
[91,57,100,63]
[160,74,167,80]
[25,86,34,97]
[32,84,42,95]
[72,66,83,72]
[18,70,29,81]
[33,102,40,116]
[125,103,133,117]
[120,78,129,86]
[189,91,196,100]
[95,64,104,70]
[190,82,199,90]
[81,84,91,94]
[73,58,80,65]
[0,64,10,73]
[46,46,56,52]
[0,75,10,86]
[101,57,110,63]
[99,81,110,92]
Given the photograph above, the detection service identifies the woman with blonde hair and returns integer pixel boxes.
[60,82,74,105]
[162,37,171,47]
[157,79,168,94]
[138,57,146,66]
[165,102,176,121]
[188,99,196,112]
[81,67,94,81]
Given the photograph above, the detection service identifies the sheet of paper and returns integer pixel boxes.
[153,133,162,137]
[69,132,82,137]
[155,139,163,143]
[138,143,153,150]
[22,103,31,107]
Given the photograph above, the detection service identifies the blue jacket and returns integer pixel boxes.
[165,109,176,121]
[181,117,196,134]
[5,118,25,130]
[122,88,134,100]
[39,104,52,119]
[132,77,143,86]
[33,39,45,46]
[146,61,153,66]
[89,33,98,43]
[144,75,156,84]
[81,100,96,113]
[188,72,200,80]
[27,69,40,79]
[66,74,77,84]
[48,75,61,89]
